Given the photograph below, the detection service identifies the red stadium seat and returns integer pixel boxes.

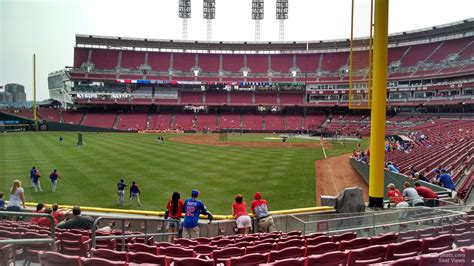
[80,257,127,266]
[90,248,127,262]
[0,243,16,266]
[385,239,423,261]
[331,232,357,242]
[305,242,340,256]
[58,232,90,257]
[245,243,277,254]
[384,256,421,266]
[157,246,194,258]
[126,242,157,254]
[192,244,218,257]
[305,235,331,246]
[397,230,418,242]
[416,227,436,238]
[420,234,454,254]
[228,241,253,248]
[276,238,305,250]
[127,252,167,265]
[268,246,305,262]
[38,251,81,266]
[211,238,234,247]
[339,237,371,251]
[306,251,349,266]
[370,233,398,245]
[453,232,473,247]
[212,247,245,264]
[224,252,269,266]
[173,257,215,266]
[347,245,387,265]
[266,257,305,266]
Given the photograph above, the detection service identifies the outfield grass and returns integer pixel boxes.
[0,132,365,214]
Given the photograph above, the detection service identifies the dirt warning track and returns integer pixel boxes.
[315,154,368,205]
[170,134,332,149]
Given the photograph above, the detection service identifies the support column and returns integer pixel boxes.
[368,0,389,208]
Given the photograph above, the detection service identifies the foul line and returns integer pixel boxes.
[320,140,327,159]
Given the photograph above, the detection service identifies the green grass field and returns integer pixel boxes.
[0,132,365,214]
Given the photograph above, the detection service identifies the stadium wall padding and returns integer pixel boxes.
[350,158,450,200]
[44,121,118,132]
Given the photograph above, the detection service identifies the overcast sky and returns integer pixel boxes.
[1,0,473,100]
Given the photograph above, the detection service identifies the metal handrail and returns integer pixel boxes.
[0,211,56,251]
[91,216,176,251]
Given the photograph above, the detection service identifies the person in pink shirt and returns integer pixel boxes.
[232,194,252,234]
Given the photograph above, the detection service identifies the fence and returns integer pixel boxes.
[0,211,56,251]
[286,205,466,237]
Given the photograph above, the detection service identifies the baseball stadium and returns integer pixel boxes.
[0,0,473,265]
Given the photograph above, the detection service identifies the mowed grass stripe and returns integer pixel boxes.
[1,132,361,214]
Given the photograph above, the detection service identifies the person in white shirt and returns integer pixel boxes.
[6,180,26,212]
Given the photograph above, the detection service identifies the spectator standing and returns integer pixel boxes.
[6,180,26,212]
[386,183,405,207]
[49,169,60,192]
[165,192,184,242]
[30,203,45,224]
[414,182,439,207]
[129,181,141,207]
[232,194,252,234]
[57,206,94,230]
[250,192,276,233]
[402,182,424,207]
[117,179,127,207]
[182,190,213,239]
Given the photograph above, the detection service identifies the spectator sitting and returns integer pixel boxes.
[37,208,56,228]
[30,203,45,224]
[387,183,405,208]
[412,171,430,183]
[52,204,67,223]
[402,182,424,207]
[0,192,4,210]
[386,162,400,173]
[57,206,94,230]
[414,182,439,207]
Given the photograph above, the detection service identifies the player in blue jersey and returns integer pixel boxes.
[129,181,141,207]
[49,169,60,192]
[117,179,127,206]
[182,189,213,239]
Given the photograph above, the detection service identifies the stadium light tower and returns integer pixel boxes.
[276,0,288,41]
[252,0,264,41]
[179,0,192,40]
[203,0,216,41]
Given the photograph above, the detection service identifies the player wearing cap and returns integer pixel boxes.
[129,181,141,207]
[117,179,127,206]
[182,189,213,239]
[49,169,60,192]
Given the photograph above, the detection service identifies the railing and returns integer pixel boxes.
[0,211,56,251]
[91,216,177,251]
[288,206,465,236]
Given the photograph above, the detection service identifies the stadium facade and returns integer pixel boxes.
[40,19,474,133]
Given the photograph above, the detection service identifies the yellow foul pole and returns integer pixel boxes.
[33,54,38,131]
[368,0,389,208]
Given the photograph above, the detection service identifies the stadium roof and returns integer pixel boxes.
[76,18,474,52]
